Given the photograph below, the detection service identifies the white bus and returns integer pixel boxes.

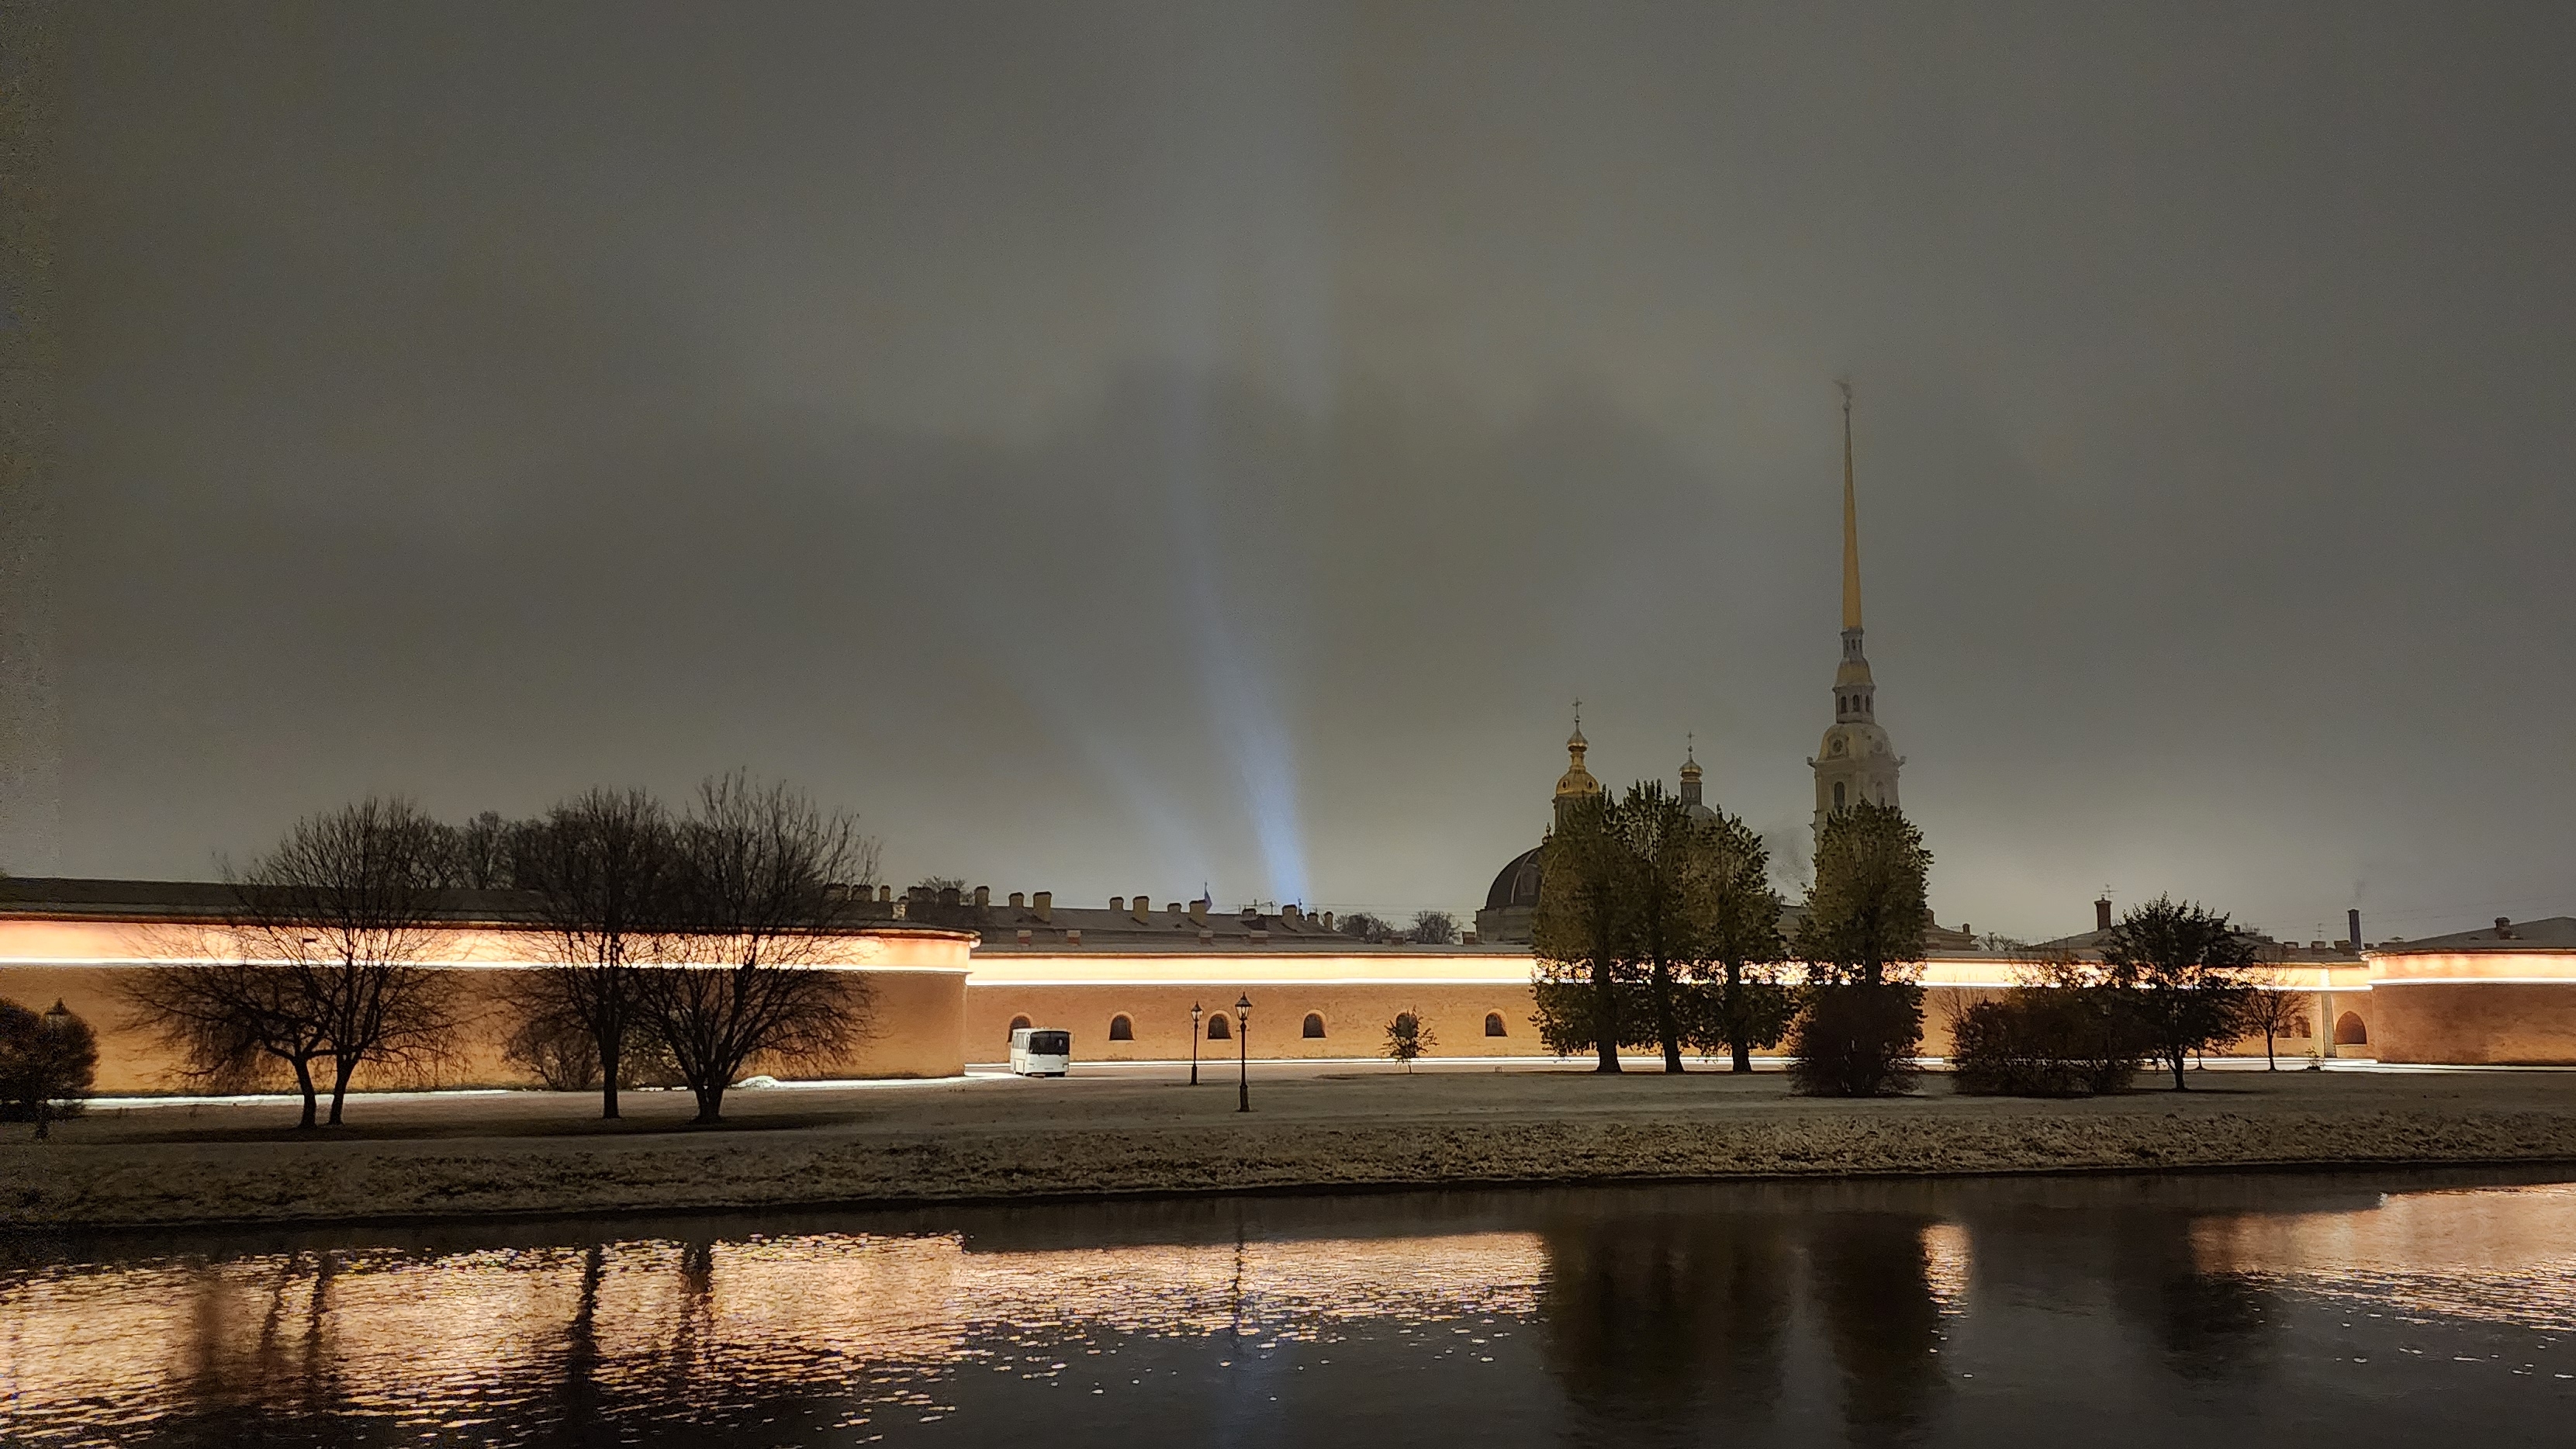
[1008,1027,1072,1077]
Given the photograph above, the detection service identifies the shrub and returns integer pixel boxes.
[1951,988,2141,1097]
[1789,984,1923,1097]
[0,998,101,1138]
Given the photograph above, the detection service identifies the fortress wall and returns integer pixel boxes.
[0,915,976,1094]
[964,979,1545,1062]
[0,963,970,1094]
[2369,981,2576,1066]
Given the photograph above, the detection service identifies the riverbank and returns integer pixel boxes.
[12,1066,2576,1229]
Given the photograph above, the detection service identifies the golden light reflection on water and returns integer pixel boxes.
[1,1231,1547,1437]
[9,1179,2576,1444]
[2193,1181,2576,1330]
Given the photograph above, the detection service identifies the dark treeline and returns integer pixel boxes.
[1530,785,2277,1096]
[121,772,880,1127]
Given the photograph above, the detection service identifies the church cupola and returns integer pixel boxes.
[1679,738,1717,821]
[1553,708,1603,830]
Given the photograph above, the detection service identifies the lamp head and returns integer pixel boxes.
[42,999,69,1032]
[1234,994,1250,1022]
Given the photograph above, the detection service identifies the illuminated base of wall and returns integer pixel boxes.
[4,963,970,1095]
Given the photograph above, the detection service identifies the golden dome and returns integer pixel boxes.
[1554,721,1599,799]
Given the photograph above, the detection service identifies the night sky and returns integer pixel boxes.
[18,2,2576,942]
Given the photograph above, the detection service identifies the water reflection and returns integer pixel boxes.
[6,1171,2575,1447]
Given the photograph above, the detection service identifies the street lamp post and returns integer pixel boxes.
[1235,994,1251,1113]
[1191,1001,1203,1086]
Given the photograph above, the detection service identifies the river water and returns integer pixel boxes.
[4,1169,2574,1447]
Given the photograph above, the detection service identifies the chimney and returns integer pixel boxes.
[2347,908,2361,949]
[2094,896,2112,932]
[1322,911,1335,932]
[1190,898,1208,925]
[1009,892,1025,908]
[1132,894,1153,924]
[973,886,990,908]
[877,885,892,903]
[1167,900,1183,919]
[1283,904,1302,925]
[2496,916,2515,939]
[1032,891,1051,922]
[1109,897,1124,913]
[937,885,960,909]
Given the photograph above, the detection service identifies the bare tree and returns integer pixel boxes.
[120,939,336,1126]
[437,810,522,890]
[125,799,463,1126]
[222,798,462,1124]
[637,773,881,1124]
[510,788,679,1120]
[1408,910,1459,946]
[2235,969,2310,1070]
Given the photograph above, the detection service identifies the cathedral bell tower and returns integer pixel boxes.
[1810,382,1903,846]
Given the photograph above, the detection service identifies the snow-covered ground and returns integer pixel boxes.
[11,1067,2576,1229]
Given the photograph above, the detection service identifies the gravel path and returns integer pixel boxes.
[12,1067,2576,1229]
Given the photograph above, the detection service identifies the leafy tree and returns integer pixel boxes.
[0,998,99,1139]
[2102,897,2261,1090]
[1794,801,1930,987]
[1384,1010,1433,1071]
[637,773,881,1124]
[1532,794,1634,1072]
[2235,967,2310,1070]
[1692,810,1793,1073]
[1605,783,1714,1073]
[1789,803,1931,1096]
[1409,910,1459,946]
[1336,911,1401,944]
[511,787,681,1120]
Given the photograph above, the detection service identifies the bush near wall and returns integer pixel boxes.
[1788,984,1923,1097]
[1951,988,2142,1097]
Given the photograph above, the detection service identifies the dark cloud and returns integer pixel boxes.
[42,2,2576,939]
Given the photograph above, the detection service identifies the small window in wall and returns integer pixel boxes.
[1108,1014,1134,1042]
[1208,1015,1230,1041]
[1008,1014,1032,1039]
[2334,1012,2369,1046]
[1302,1013,1326,1039]
[1833,782,1847,810]
[1485,1012,1508,1038]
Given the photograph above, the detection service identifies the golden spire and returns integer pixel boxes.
[1838,377,1862,631]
